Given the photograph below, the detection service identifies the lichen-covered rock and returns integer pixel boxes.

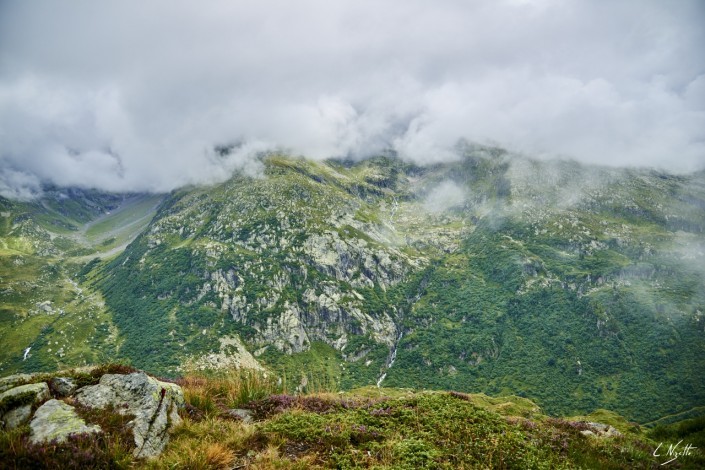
[0,382,51,430]
[74,384,117,409]
[29,399,101,444]
[0,381,50,408]
[0,373,35,393]
[50,377,78,397]
[2,404,32,430]
[75,372,184,458]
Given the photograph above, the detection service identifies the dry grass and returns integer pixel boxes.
[148,417,251,469]
[204,443,236,469]
[178,369,287,419]
[247,444,317,470]
[148,368,335,469]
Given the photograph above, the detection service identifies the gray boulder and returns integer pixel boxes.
[0,373,35,393]
[579,422,622,438]
[0,382,51,430]
[75,372,184,458]
[74,384,117,409]
[226,408,253,423]
[29,399,101,444]
[3,405,32,430]
[50,377,78,397]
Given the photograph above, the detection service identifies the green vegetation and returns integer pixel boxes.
[650,414,705,458]
[4,365,703,468]
[1,150,704,430]
[0,192,162,376]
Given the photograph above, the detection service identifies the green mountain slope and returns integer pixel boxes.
[1,149,703,423]
[0,191,163,375]
[84,150,705,423]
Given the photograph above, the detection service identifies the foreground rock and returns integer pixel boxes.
[226,408,253,423]
[29,399,101,444]
[0,368,184,458]
[0,374,35,393]
[0,382,51,430]
[49,377,78,397]
[75,372,184,458]
[579,422,622,438]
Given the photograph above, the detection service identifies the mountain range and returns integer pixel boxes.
[1,146,704,424]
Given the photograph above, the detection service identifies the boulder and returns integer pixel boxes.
[226,408,253,423]
[74,384,117,409]
[0,382,51,430]
[29,399,101,444]
[3,405,32,430]
[75,372,184,458]
[50,377,78,397]
[0,373,35,393]
[580,422,622,438]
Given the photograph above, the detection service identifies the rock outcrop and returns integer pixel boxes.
[0,382,50,430]
[29,399,101,444]
[0,369,184,458]
[49,377,78,397]
[0,373,35,393]
[75,372,184,458]
[579,422,622,438]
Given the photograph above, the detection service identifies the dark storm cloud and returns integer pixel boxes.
[0,0,703,197]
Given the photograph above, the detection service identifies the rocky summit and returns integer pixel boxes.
[0,149,704,428]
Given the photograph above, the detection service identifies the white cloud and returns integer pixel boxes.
[423,181,467,213]
[0,0,703,196]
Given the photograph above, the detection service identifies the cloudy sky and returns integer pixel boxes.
[1,0,703,198]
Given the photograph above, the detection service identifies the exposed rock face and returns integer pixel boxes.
[75,372,184,458]
[29,399,101,444]
[115,159,423,366]
[0,382,51,430]
[188,335,265,372]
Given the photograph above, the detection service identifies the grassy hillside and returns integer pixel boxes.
[3,366,703,469]
[0,191,163,375]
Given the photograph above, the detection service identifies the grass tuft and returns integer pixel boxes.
[178,368,286,419]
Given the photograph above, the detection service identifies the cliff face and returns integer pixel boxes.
[2,149,704,422]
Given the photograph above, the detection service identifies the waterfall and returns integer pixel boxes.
[376,331,403,388]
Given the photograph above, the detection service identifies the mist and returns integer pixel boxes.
[1,0,704,198]
[423,181,468,213]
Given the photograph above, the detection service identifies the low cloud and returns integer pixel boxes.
[0,168,42,201]
[0,1,703,197]
[423,181,468,213]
